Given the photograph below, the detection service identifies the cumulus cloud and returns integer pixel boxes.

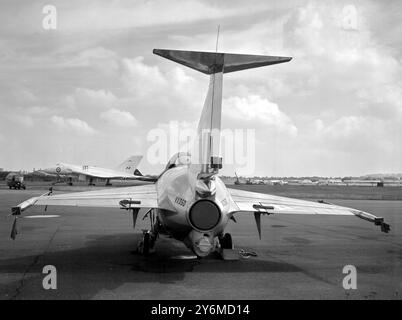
[282,2,401,97]
[121,57,168,98]
[64,47,119,69]
[8,114,34,128]
[25,106,49,114]
[100,108,138,127]
[317,116,371,143]
[356,83,402,119]
[51,116,97,135]
[310,115,398,155]
[74,88,118,109]
[223,95,298,137]
[56,0,266,32]
[120,56,205,115]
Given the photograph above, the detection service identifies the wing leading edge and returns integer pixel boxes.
[227,188,390,237]
[12,184,158,215]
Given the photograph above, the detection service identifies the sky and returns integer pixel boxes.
[0,0,401,177]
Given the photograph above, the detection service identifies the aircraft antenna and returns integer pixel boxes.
[215,25,220,53]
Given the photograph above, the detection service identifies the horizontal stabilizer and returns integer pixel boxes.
[153,49,292,74]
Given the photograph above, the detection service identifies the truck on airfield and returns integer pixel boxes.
[5,172,26,190]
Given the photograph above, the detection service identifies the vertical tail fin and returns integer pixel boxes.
[197,71,223,175]
[153,49,291,176]
[116,155,143,175]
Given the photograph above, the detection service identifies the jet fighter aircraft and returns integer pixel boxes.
[11,49,390,258]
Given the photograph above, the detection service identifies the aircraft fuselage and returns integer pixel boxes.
[155,165,230,256]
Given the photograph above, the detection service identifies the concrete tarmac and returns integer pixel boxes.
[0,186,401,300]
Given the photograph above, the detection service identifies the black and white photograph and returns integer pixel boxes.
[0,0,401,305]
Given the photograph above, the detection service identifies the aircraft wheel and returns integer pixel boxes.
[142,232,151,256]
[8,186,11,189]
[219,233,233,250]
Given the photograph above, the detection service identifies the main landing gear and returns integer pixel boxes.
[219,233,233,250]
[137,230,157,255]
[137,209,159,256]
[88,177,95,186]
[218,233,239,260]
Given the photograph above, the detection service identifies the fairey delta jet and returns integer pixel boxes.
[35,155,144,186]
[11,49,390,257]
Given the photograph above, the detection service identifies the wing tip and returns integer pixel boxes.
[11,206,21,216]
[374,217,391,233]
[381,223,391,233]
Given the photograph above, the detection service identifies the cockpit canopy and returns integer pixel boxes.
[165,152,191,170]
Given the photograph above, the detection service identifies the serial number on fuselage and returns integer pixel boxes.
[175,196,187,207]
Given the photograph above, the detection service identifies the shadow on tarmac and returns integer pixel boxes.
[0,232,304,299]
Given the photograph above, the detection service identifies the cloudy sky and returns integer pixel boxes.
[0,0,401,177]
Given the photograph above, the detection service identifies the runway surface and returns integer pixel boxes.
[0,186,401,300]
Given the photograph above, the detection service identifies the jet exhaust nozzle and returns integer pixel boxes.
[188,199,221,231]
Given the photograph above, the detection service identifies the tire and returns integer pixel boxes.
[220,233,233,250]
[9,186,11,189]
[142,232,150,256]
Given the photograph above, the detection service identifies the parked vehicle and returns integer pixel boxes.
[6,172,26,190]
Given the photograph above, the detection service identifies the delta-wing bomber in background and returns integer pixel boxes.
[11,48,390,258]
[35,155,145,186]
